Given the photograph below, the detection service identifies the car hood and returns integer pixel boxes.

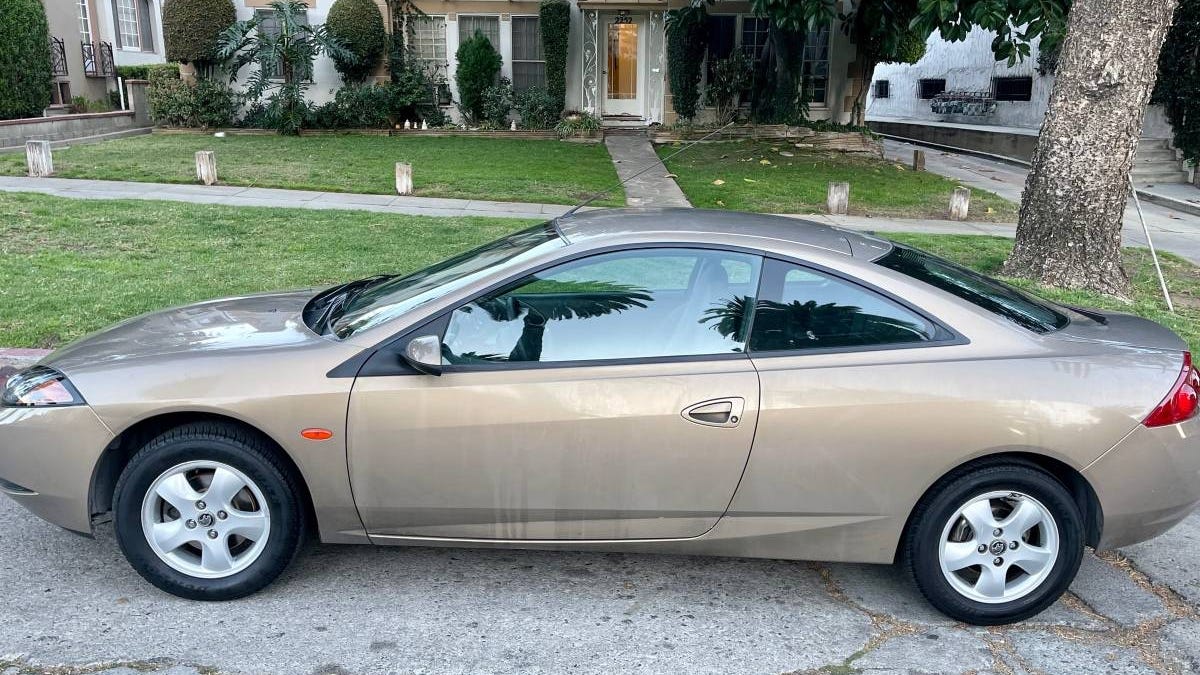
[42,290,322,373]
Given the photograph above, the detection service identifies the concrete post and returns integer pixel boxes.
[827,182,849,215]
[950,187,971,220]
[395,163,413,195]
[125,79,151,126]
[25,140,53,177]
[195,151,218,185]
[913,150,926,172]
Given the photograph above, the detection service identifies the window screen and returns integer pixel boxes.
[459,15,500,49]
[512,16,545,93]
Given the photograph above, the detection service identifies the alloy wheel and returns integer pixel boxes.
[937,490,1059,604]
[140,460,272,579]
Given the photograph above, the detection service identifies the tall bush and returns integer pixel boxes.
[455,31,502,124]
[704,50,752,125]
[163,0,237,73]
[539,0,570,114]
[665,6,708,124]
[326,0,386,83]
[0,0,52,120]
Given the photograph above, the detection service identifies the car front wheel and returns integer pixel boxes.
[113,422,306,600]
[904,462,1085,625]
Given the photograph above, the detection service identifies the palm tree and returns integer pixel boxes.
[217,0,354,134]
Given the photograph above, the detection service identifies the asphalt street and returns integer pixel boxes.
[0,492,1198,674]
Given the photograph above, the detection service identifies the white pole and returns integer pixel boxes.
[1128,176,1174,313]
[117,76,126,110]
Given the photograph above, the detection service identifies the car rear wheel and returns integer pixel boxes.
[904,462,1084,625]
[113,422,306,600]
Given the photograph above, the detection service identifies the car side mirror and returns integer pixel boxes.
[402,335,443,376]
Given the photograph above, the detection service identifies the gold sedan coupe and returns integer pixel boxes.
[2,209,1198,624]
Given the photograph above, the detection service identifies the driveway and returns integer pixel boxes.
[1,487,1199,674]
[881,139,1200,265]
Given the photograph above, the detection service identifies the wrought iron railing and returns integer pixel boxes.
[81,41,115,78]
[50,37,68,76]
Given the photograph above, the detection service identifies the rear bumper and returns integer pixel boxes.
[0,406,113,534]
[1085,416,1200,549]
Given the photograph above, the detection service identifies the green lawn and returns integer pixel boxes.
[0,191,1193,353]
[0,133,624,207]
[659,140,1017,221]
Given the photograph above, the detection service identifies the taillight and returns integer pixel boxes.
[1144,352,1200,427]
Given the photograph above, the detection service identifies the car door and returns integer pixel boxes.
[347,247,764,541]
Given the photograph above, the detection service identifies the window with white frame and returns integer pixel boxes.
[411,15,448,73]
[740,17,770,61]
[79,0,93,45]
[802,22,831,106]
[115,0,141,50]
[511,16,545,93]
[458,15,500,49]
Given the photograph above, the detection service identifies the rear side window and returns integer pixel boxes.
[875,245,1069,333]
[749,259,936,353]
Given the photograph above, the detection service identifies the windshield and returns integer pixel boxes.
[329,222,565,339]
[875,244,1070,333]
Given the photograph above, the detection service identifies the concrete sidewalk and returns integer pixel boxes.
[883,139,1200,264]
[0,176,581,220]
[604,133,691,208]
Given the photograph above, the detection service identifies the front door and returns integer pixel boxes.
[602,12,645,117]
[347,248,764,541]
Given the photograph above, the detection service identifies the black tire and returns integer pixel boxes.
[903,461,1084,625]
[113,421,307,600]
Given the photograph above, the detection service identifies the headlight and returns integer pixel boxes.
[1,367,86,407]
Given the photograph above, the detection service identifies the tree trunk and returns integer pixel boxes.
[1003,0,1177,298]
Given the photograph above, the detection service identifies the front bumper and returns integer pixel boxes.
[0,405,114,534]
[1085,415,1200,549]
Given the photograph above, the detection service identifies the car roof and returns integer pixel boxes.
[553,208,894,260]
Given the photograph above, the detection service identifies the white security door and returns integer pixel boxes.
[601,13,645,117]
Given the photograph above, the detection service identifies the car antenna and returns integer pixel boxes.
[560,121,737,219]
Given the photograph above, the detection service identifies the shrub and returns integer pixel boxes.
[326,0,386,83]
[118,63,182,82]
[478,77,514,128]
[455,31,502,125]
[0,0,52,120]
[71,96,112,113]
[704,50,752,125]
[148,77,237,128]
[515,86,559,129]
[539,0,570,115]
[665,6,708,124]
[554,110,600,138]
[163,0,237,68]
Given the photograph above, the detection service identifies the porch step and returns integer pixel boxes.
[1131,168,1189,184]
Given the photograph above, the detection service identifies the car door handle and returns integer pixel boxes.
[682,397,745,428]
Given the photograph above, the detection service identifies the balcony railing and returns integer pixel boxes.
[50,37,68,76]
[81,41,115,78]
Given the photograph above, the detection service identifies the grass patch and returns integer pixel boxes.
[0,133,624,207]
[659,140,1016,221]
[0,192,534,347]
[0,192,1194,353]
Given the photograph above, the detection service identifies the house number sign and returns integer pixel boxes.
[614,11,632,23]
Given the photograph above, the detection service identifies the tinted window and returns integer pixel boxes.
[749,260,935,352]
[874,79,890,99]
[442,249,762,364]
[993,76,1033,102]
[875,245,1069,333]
[919,78,947,99]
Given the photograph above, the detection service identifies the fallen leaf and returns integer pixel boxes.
[664,173,678,178]
[779,151,794,157]
[712,179,725,185]
[759,159,772,165]
[716,200,725,206]
[744,178,758,183]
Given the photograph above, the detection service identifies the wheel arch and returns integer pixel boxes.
[893,451,1104,563]
[89,411,317,533]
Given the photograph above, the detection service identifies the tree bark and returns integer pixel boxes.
[1004,0,1177,299]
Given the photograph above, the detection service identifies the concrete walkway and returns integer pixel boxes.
[883,139,1200,264]
[0,176,579,220]
[603,133,692,207]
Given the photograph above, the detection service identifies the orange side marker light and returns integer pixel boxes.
[301,428,334,441]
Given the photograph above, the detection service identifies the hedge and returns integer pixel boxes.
[163,0,237,66]
[540,0,570,115]
[0,0,52,120]
[116,63,183,81]
[665,6,708,123]
[326,0,387,83]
